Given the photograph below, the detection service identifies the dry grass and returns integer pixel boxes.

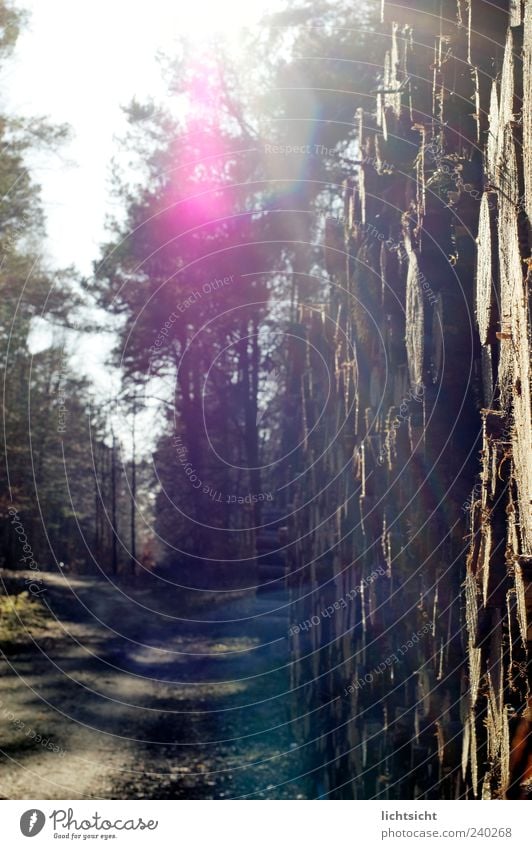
[0,591,50,649]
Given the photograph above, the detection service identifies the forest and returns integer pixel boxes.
[1,0,531,803]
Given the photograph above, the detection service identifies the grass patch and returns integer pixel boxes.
[0,591,50,649]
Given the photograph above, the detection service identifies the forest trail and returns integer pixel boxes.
[0,571,316,799]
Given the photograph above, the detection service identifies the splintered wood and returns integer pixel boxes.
[286,0,532,799]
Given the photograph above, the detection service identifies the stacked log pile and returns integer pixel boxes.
[286,0,532,799]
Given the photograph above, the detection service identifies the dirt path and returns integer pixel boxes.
[0,572,317,799]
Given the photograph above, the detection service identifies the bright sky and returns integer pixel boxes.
[2,0,278,450]
[4,0,273,275]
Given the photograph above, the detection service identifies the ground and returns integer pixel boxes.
[0,571,317,799]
